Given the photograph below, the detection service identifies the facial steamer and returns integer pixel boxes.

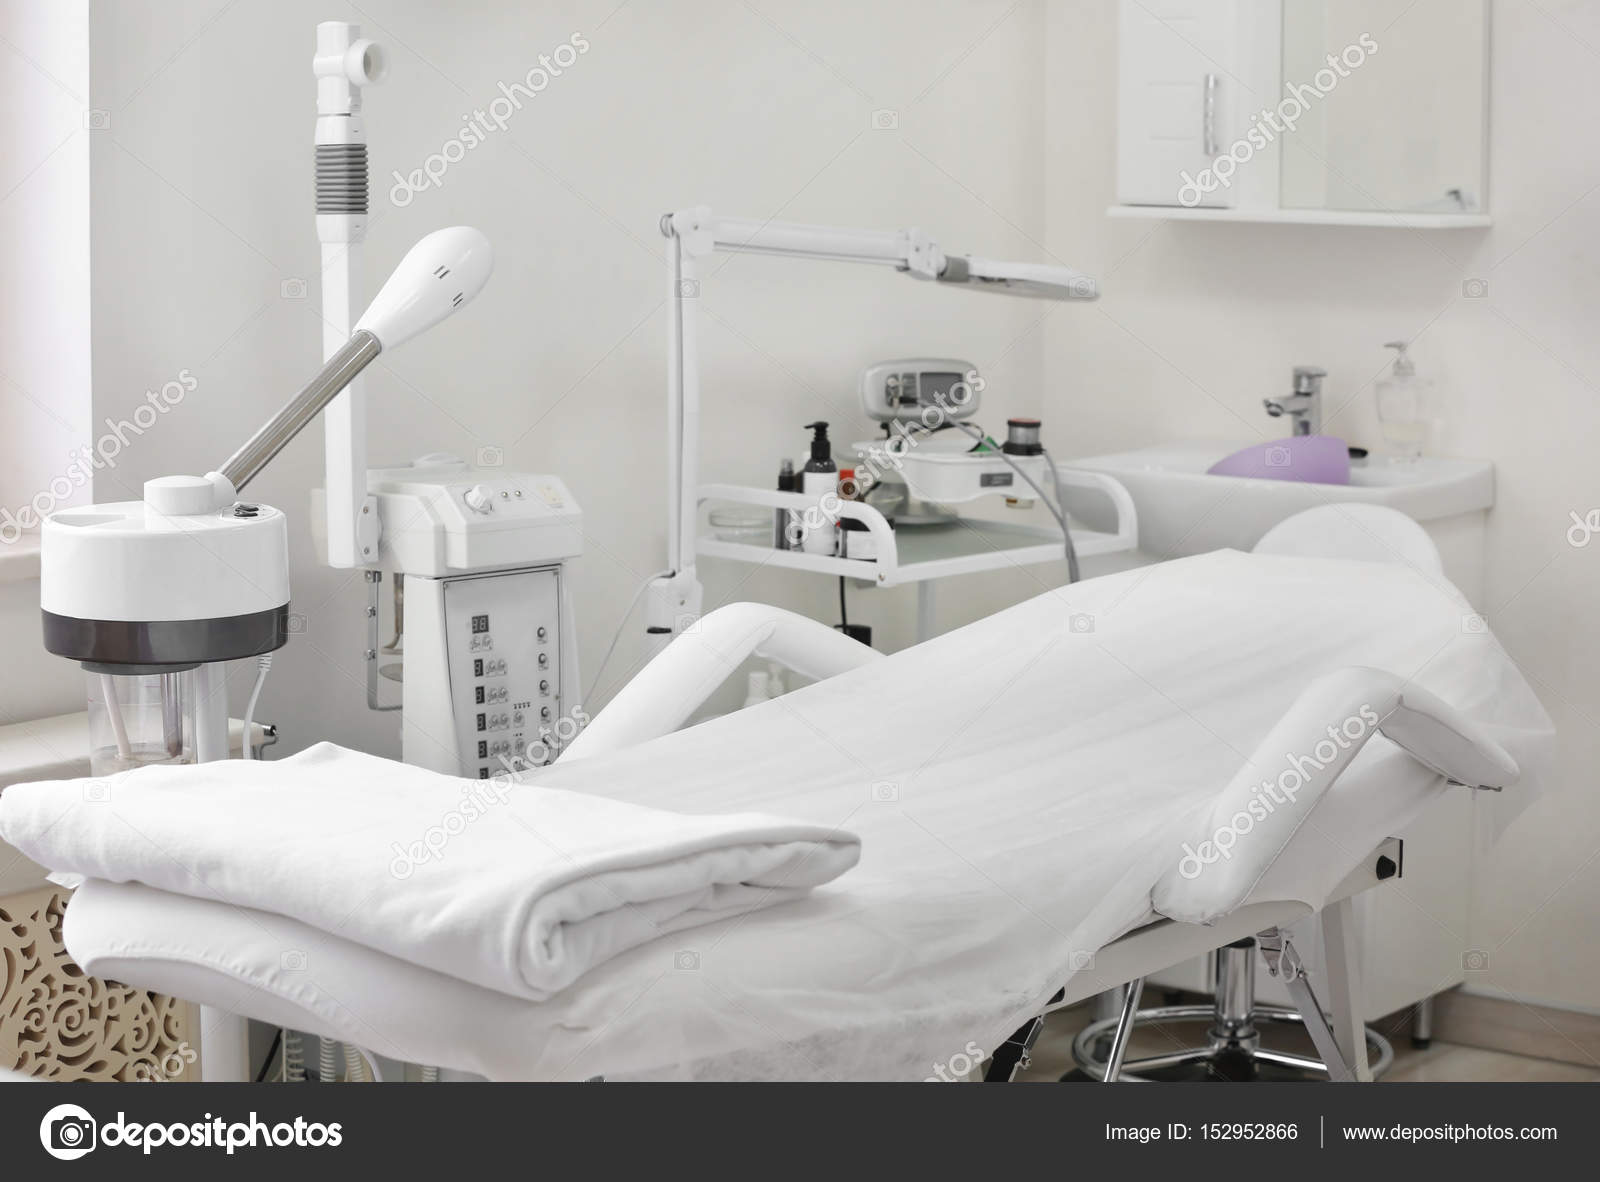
[39,225,493,781]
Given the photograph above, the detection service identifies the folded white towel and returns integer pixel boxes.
[0,742,860,1001]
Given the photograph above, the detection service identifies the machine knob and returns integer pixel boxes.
[463,484,494,514]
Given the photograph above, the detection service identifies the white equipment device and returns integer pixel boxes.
[853,360,1053,507]
[651,207,1099,647]
[306,23,583,779]
[314,19,386,569]
[314,457,584,778]
[858,358,983,423]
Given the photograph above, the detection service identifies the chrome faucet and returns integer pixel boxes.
[1264,366,1326,436]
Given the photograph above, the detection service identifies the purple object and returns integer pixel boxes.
[1206,435,1351,485]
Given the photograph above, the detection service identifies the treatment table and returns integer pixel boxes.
[45,508,1552,1081]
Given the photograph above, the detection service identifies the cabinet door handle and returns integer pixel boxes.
[1202,73,1219,156]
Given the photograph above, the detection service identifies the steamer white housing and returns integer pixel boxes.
[41,479,290,667]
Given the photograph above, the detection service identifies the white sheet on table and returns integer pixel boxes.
[41,551,1556,1079]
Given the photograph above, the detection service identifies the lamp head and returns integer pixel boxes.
[939,255,1099,300]
[354,226,494,349]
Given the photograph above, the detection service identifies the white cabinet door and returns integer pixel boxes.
[1116,0,1241,207]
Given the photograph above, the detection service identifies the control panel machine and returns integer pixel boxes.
[316,455,582,778]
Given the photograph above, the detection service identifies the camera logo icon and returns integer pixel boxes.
[83,109,110,131]
[40,1103,97,1160]
[280,277,307,299]
[1069,949,1096,971]
[1461,613,1488,635]
[674,950,700,971]
[870,780,900,802]
[1462,278,1489,299]
[1068,276,1097,299]
[281,949,307,971]
[870,108,899,130]
[1068,612,1095,634]
[1462,949,1490,971]
[676,279,699,298]
[1264,445,1293,468]
[83,781,111,803]
[476,445,504,468]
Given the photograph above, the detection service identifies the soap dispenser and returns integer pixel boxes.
[1375,341,1434,464]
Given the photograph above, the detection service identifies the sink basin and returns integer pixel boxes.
[1063,442,1494,559]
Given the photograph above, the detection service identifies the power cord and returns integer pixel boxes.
[947,421,1079,583]
[586,569,674,704]
[240,654,272,760]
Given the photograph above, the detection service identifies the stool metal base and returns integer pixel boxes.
[1067,1002,1394,1081]
[1067,937,1392,1082]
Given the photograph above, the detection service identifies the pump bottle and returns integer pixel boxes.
[801,421,838,556]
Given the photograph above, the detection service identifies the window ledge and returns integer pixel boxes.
[0,534,42,584]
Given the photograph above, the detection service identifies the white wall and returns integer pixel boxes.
[0,0,92,724]
[1044,0,1600,1012]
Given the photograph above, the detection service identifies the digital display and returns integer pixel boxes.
[919,372,963,405]
[475,713,486,732]
[477,741,488,759]
[475,686,485,704]
[471,614,490,634]
[473,658,484,678]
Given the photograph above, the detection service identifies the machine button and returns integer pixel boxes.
[539,679,550,694]
[537,652,549,668]
[536,626,548,641]
[540,706,552,722]
[464,484,495,514]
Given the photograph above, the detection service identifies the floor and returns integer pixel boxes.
[1013,1002,1600,1082]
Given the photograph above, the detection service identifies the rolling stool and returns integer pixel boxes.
[1063,935,1393,1081]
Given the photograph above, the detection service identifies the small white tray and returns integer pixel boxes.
[696,470,1137,588]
